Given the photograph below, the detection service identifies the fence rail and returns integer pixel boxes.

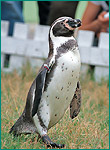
[1,21,109,82]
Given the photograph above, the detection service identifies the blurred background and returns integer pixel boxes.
[23,1,87,23]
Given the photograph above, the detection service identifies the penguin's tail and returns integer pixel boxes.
[9,112,37,136]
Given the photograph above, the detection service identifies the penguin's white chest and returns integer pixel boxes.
[40,50,80,129]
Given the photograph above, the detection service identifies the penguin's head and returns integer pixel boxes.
[50,17,81,37]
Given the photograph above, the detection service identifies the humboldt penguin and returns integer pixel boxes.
[9,17,82,148]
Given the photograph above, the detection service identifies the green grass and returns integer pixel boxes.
[1,64,109,149]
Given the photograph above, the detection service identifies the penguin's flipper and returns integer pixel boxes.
[32,68,48,117]
[70,81,81,119]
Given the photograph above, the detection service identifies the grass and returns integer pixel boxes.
[1,63,109,149]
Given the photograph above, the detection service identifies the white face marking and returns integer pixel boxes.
[52,17,67,27]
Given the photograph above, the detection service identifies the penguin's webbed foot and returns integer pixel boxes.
[42,135,65,148]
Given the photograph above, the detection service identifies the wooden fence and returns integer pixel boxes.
[1,21,109,82]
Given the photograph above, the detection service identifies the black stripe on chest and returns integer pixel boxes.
[56,39,78,55]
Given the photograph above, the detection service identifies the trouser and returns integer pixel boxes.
[1,1,24,36]
[1,1,51,36]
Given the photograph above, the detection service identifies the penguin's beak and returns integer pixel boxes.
[67,19,82,28]
[64,19,81,30]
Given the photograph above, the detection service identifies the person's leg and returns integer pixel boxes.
[1,1,24,36]
[47,1,79,25]
[37,1,51,25]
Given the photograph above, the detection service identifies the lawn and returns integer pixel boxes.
[1,64,109,149]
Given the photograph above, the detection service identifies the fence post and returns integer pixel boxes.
[1,20,9,37]
[77,30,95,76]
[1,21,9,69]
[94,32,109,82]
[34,24,50,41]
[13,22,29,39]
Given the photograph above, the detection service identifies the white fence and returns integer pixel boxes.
[1,21,109,82]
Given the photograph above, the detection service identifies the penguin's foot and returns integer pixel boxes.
[42,135,65,148]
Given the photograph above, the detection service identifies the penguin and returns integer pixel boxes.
[9,16,82,148]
